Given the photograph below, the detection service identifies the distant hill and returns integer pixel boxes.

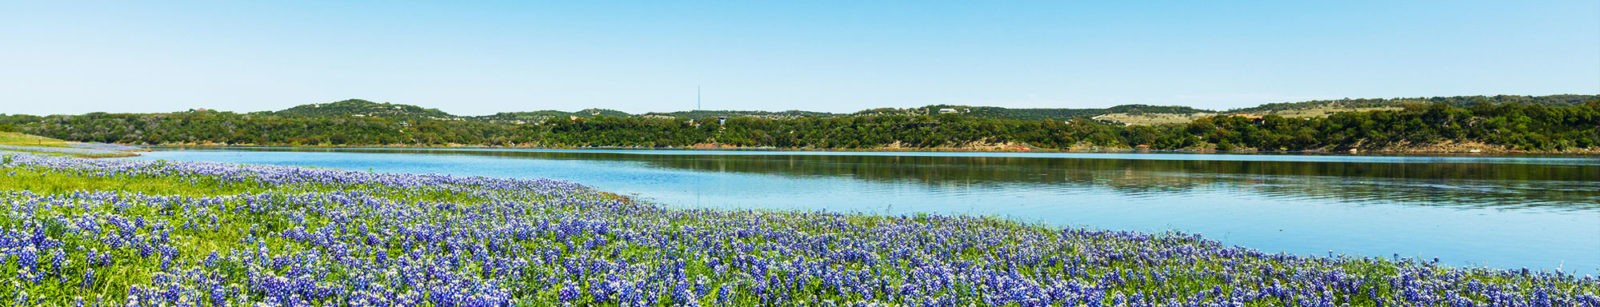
[476,109,631,123]
[156,94,1600,125]
[642,110,841,119]
[274,99,457,120]
[855,104,1212,121]
[1088,95,1600,125]
[1229,94,1598,114]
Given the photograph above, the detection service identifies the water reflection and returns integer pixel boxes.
[194,147,1600,211]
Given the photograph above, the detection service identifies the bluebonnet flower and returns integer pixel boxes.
[82,268,94,289]
[558,281,580,303]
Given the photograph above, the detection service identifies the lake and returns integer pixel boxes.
[131,148,1600,274]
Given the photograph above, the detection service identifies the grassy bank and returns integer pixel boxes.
[0,132,68,148]
[0,153,1594,305]
[0,132,141,158]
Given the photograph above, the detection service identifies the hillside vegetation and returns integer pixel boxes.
[0,95,1595,153]
[849,104,1212,121]
[478,109,632,124]
[645,110,839,120]
[1091,95,1596,126]
[1229,94,1595,114]
[272,99,456,120]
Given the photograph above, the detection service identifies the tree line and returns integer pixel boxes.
[1,100,1596,152]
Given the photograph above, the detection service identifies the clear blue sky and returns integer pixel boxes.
[2,1,1596,115]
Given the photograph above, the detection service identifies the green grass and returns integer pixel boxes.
[0,132,68,147]
[0,132,139,158]
[0,166,259,196]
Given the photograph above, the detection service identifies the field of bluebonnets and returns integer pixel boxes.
[0,152,1596,306]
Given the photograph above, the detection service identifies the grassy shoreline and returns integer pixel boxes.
[0,132,144,158]
[0,153,1594,305]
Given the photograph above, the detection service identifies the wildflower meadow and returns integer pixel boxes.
[0,153,1594,306]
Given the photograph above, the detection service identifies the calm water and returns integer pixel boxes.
[132,148,1600,274]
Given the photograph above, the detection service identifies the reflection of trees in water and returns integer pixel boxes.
[1248,177,1600,210]
[248,148,1600,210]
